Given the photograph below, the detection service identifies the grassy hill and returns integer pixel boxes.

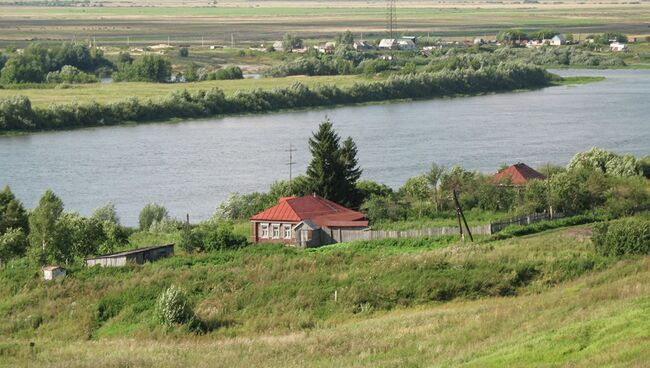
[1,222,649,366]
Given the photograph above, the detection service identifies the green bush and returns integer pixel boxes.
[593,218,650,256]
[138,203,169,231]
[155,285,195,327]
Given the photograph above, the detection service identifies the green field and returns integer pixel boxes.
[2,220,650,366]
[0,75,371,107]
[1,1,649,46]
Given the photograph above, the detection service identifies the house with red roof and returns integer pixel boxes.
[250,194,369,247]
[492,163,546,186]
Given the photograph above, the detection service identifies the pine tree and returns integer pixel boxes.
[0,185,28,235]
[306,118,362,207]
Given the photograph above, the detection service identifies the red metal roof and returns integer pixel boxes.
[250,195,367,228]
[492,163,546,186]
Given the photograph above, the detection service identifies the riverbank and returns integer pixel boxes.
[0,65,553,134]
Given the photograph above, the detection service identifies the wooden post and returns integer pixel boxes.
[453,189,474,242]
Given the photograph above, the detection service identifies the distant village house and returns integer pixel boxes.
[610,42,628,52]
[250,195,369,248]
[491,163,546,186]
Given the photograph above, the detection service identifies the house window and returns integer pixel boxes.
[260,223,269,238]
[272,224,280,239]
[283,224,292,239]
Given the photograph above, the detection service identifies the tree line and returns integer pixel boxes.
[0,63,552,132]
[216,145,650,227]
[0,43,113,84]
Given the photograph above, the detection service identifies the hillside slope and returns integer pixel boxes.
[1,225,649,366]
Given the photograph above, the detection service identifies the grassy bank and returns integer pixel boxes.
[0,75,370,107]
[2,222,649,366]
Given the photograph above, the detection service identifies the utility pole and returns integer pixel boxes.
[453,189,474,242]
[286,143,297,194]
[231,33,234,48]
[202,36,204,48]
[386,0,396,39]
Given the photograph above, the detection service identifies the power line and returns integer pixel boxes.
[286,143,297,194]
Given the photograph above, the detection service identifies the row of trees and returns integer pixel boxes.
[216,146,650,226]
[0,187,128,266]
[0,63,553,132]
[0,42,112,84]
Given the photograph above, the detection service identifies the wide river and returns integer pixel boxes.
[1,69,649,226]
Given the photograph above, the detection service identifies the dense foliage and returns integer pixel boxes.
[0,63,553,132]
[593,217,650,256]
[113,54,172,82]
[0,42,112,84]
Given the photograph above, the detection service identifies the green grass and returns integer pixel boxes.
[0,75,370,107]
[372,210,511,231]
[551,75,606,86]
[3,220,649,366]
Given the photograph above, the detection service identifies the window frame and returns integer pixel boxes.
[283,224,292,239]
[272,223,280,239]
[260,223,269,239]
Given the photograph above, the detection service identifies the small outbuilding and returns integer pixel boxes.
[85,244,174,267]
[43,266,66,281]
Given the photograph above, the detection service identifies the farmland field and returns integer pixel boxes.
[1,1,649,46]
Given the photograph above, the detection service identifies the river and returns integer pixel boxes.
[1,69,649,226]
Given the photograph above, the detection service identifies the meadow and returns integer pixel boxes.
[0,75,369,107]
[1,222,650,366]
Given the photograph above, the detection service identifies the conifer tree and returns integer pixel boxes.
[306,118,362,207]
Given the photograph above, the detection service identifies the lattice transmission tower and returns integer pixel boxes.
[387,0,397,39]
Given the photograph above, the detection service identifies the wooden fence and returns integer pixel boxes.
[332,224,493,243]
[332,211,570,243]
[489,211,569,234]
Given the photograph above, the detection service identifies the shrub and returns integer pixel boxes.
[214,66,243,80]
[204,222,247,251]
[593,218,650,256]
[45,65,97,84]
[155,285,195,327]
[179,47,189,57]
[139,203,169,231]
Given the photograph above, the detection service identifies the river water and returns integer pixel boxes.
[1,69,649,226]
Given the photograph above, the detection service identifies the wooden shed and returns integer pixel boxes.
[85,244,174,267]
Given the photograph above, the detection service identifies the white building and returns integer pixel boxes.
[378,39,400,50]
[610,42,628,52]
[272,41,284,52]
[550,34,566,46]
[43,266,66,281]
[397,39,418,51]
[353,40,374,51]
[314,41,336,54]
